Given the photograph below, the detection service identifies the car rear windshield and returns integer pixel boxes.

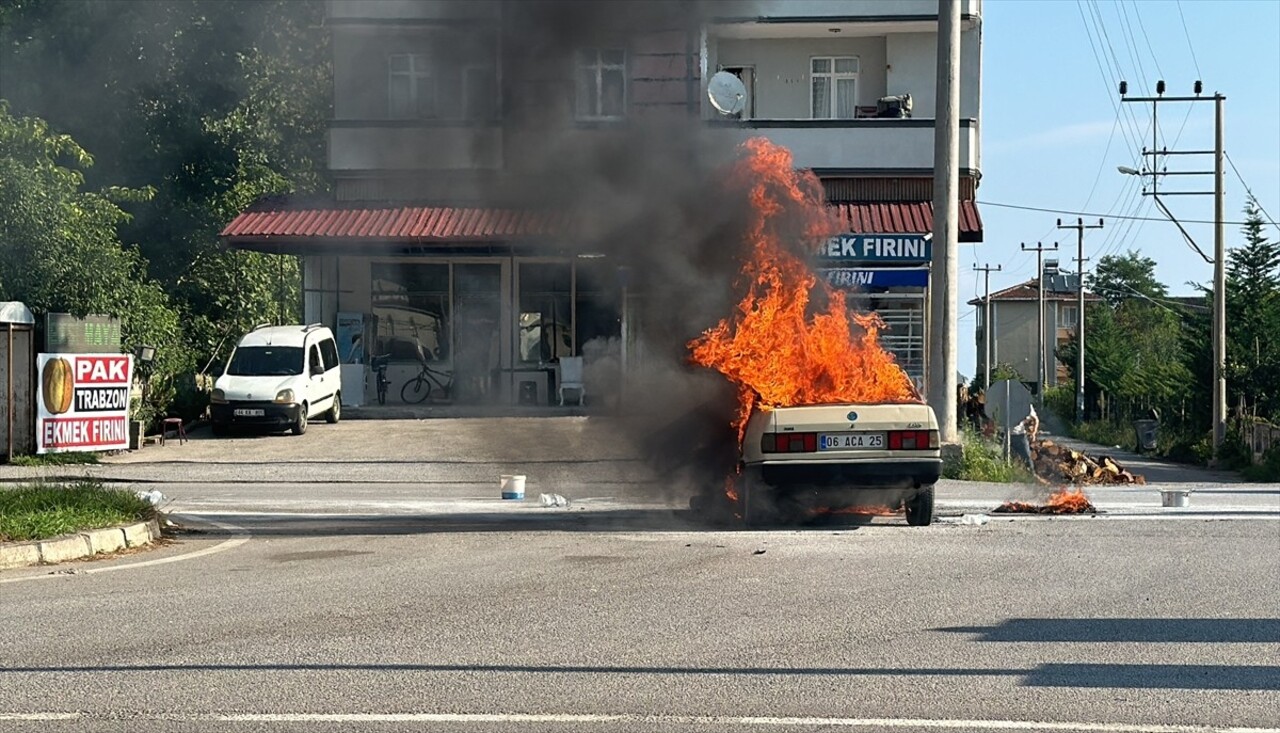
[227,346,303,376]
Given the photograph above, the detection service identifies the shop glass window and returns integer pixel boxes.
[811,56,858,119]
[575,48,626,119]
[519,263,572,363]
[372,263,450,362]
[574,262,620,354]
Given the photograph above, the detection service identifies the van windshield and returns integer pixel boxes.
[227,347,304,376]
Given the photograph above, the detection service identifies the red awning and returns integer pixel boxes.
[219,205,569,243]
[832,201,983,243]
[221,200,982,248]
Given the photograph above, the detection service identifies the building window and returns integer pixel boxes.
[717,66,755,119]
[519,263,572,363]
[575,48,626,119]
[388,53,436,119]
[811,56,859,119]
[372,263,450,362]
[1060,304,1079,328]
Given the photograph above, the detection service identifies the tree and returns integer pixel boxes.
[0,0,331,415]
[0,103,189,425]
[1089,250,1168,308]
[1224,198,1280,418]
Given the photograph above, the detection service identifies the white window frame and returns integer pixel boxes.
[810,56,859,119]
[388,53,435,119]
[1059,304,1079,328]
[575,48,627,120]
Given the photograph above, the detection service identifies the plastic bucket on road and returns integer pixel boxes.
[500,474,526,500]
[1160,489,1191,508]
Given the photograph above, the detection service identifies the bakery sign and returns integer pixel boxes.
[36,353,134,453]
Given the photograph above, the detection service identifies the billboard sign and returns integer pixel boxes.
[44,313,123,353]
[36,353,134,454]
[818,234,932,263]
[821,268,930,289]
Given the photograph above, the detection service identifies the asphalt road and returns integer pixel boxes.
[2,420,1278,732]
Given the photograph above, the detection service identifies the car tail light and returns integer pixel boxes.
[762,432,817,453]
[887,430,939,450]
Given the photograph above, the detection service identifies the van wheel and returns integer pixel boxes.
[291,404,308,436]
[326,393,341,423]
[905,485,935,526]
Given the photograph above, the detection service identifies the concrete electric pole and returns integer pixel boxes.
[1119,80,1227,459]
[929,0,961,442]
[1021,242,1059,401]
[973,263,1002,390]
[1057,218,1103,423]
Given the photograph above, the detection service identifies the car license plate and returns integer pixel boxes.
[234,408,265,417]
[819,432,884,450]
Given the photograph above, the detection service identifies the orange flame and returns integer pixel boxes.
[995,488,1097,515]
[809,505,900,517]
[688,138,920,443]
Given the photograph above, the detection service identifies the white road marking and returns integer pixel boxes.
[3,712,1276,732]
[0,519,249,586]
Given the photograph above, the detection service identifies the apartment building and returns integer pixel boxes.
[221,0,985,406]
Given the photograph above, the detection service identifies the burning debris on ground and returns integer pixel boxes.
[994,488,1098,515]
[1032,440,1146,485]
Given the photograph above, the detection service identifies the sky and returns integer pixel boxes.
[962,0,1280,379]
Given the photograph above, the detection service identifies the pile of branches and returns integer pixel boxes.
[1032,440,1146,485]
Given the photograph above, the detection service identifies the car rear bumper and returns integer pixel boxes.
[211,402,301,428]
[757,459,942,489]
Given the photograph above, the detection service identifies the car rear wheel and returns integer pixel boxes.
[291,404,308,436]
[905,485,935,526]
[326,393,341,423]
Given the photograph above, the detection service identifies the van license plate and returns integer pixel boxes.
[819,432,884,450]
[234,408,265,417]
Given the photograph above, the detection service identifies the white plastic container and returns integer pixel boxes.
[500,474,526,500]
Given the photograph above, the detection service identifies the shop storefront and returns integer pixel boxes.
[817,233,933,392]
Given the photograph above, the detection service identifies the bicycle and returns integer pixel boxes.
[371,354,391,405]
[401,361,453,404]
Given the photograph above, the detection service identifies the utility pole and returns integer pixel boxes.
[973,263,1002,390]
[1119,79,1226,459]
[928,0,961,442]
[1021,242,1059,401]
[1057,218,1103,422]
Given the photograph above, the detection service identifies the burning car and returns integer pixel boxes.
[739,402,941,526]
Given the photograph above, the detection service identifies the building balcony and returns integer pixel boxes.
[328,120,504,172]
[704,118,977,173]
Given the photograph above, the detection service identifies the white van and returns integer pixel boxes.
[210,324,342,436]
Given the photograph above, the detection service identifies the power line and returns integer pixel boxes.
[977,199,1265,226]
[1086,0,1149,151]
[1130,0,1164,80]
[1224,151,1280,231]
[1175,0,1204,79]
[1075,0,1143,160]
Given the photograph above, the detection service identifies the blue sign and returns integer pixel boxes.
[819,234,932,263]
[821,268,929,289]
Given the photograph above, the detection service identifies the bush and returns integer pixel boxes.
[1243,447,1280,482]
[1071,420,1133,451]
[944,429,1034,483]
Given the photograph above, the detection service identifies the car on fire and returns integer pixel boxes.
[738,402,942,526]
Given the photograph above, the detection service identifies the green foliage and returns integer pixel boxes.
[1243,446,1280,482]
[0,103,189,427]
[0,481,153,542]
[1089,250,1168,307]
[0,1,330,422]
[9,451,101,466]
[1070,420,1134,451]
[943,430,1034,483]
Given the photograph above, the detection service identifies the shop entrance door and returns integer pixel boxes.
[452,264,502,404]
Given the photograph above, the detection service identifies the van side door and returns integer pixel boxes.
[307,342,330,415]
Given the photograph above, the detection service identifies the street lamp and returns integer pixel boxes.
[1116,165,1141,176]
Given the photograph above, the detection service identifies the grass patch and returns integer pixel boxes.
[0,481,153,542]
[1069,420,1134,451]
[944,430,1035,483]
[9,452,102,467]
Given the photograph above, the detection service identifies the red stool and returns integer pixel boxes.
[160,417,187,445]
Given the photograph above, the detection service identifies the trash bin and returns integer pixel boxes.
[1133,418,1159,452]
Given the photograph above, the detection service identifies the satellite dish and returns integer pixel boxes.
[707,71,747,116]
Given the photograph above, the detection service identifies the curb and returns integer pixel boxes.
[0,518,162,570]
